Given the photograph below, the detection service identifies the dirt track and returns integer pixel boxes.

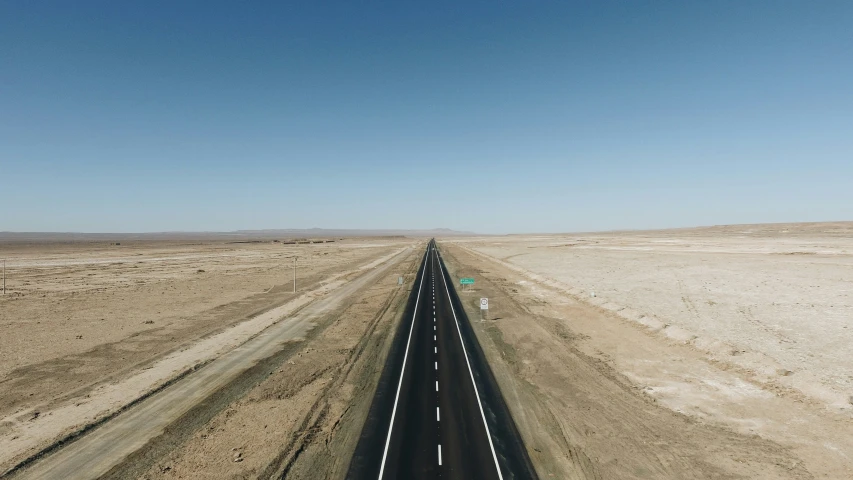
[0,238,417,475]
[132,247,423,479]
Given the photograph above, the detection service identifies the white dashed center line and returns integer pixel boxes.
[436,247,505,479]
[436,407,440,421]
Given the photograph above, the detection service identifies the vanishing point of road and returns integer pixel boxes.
[347,240,537,479]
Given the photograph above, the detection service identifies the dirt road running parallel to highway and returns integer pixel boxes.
[7,247,413,480]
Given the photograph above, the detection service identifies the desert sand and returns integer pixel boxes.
[440,222,853,479]
[452,222,853,408]
[3,223,852,479]
[0,237,417,474]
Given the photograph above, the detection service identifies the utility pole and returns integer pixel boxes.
[292,256,297,293]
[2,258,5,295]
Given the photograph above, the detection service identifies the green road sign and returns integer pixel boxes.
[460,278,475,285]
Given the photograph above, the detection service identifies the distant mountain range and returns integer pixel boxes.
[0,228,477,242]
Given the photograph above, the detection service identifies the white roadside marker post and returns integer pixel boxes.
[293,256,297,293]
[480,297,488,321]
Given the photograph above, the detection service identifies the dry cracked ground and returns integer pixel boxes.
[2,223,852,479]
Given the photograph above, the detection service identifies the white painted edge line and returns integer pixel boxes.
[377,246,429,480]
[436,250,505,480]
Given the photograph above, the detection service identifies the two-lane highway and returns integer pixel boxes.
[348,240,537,479]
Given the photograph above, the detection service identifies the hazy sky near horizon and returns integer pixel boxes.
[2,1,852,234]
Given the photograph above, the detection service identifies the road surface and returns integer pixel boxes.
[347,240,537,480]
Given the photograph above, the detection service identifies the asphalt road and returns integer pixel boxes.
[348,240,537,480]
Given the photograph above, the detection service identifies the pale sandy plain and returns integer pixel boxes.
[0,237,419,475]
[2,223,852,479]
[441,221,853,479]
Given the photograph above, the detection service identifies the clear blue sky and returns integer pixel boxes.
[2,1,851,233]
